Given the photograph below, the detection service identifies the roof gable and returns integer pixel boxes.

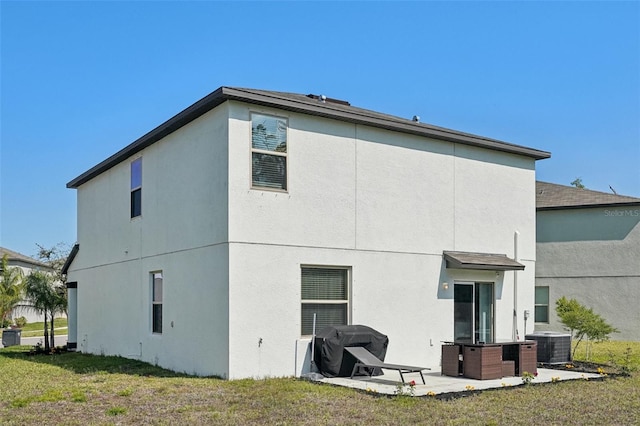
[67,86,551,189]
[0,247,50,270]
[537,181,640,210]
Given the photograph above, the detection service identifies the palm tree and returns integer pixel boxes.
[35,243,70,322]
[24,271,64,351]
[0,255,25,327]
[48,283,67,349]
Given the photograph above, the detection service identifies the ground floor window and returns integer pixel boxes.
[301,267,349,336]
[152,272,163,334]
[454,282,494,344]
[535,286,549,323]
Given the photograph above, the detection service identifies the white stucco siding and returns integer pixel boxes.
[227,102,535,261]
[453,144,537,260]
[223,101,538,378]
[68,105,232,376]
[348,251,448,367]
[68,96,541,378]
[227,243,302,379]
[76,164,135,269]
[73,260,142,357]
[74,106,229,269]
[227,102,358,249]
[140,247,230,376]
[354,126,455,254]
[141,105,230,256]
[73,245,229,376]
[226,243,453,378]
[227,245,535,378]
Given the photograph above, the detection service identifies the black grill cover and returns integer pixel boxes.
[313,325,389,377]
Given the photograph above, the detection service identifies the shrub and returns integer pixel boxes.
[556,296,618,359]
[15,316,27,328]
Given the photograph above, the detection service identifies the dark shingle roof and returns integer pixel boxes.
[67,87,551,188]
[536,181,640,210]
[0,247,50,269]
[443,251,525,271]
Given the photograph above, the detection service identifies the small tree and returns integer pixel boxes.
[556,296,618,359]
[24,271,55,351]
[33,243,70,349]
[0,255,25,327]
[570,178,585,189]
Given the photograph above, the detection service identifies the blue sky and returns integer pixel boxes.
[1,1,639,258]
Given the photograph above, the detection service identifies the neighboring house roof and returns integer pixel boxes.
[67,86,551,189]
[0,247,50,270]
[536,181,640,211]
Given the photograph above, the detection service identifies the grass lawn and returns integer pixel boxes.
[0,341,638,425]
[15,318,68,338]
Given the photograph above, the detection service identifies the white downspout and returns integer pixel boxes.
[513,231,519,341]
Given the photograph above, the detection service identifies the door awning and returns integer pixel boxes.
[443,251,525,271]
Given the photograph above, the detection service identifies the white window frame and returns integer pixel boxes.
[151,271,163,334]
[250,112,288,192]
[300,265,351,336]
[534,286,550,323]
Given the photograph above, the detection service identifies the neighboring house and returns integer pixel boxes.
[0,247,53,324]
[535,181,640,340]
[64,87,550,379]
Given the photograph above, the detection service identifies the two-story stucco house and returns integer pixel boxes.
[535,181,640,340]
[64,87,550,379]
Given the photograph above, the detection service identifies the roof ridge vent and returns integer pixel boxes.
[306,93,351,106]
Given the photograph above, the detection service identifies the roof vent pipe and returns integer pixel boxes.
[320,95,326,103]
[412,115,420,122]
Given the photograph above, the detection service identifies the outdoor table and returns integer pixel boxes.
[441,341,537,380]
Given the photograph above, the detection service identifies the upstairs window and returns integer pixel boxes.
[301,267,349,336]
[251,113,287,190]
[131,158,142,218]
[535,286,549,323]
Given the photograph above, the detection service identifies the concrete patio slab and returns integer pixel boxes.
[320,367,602,396]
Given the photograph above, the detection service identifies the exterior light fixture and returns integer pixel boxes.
[442,282,449,290]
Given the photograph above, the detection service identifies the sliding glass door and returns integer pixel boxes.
[454,282,494,344]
